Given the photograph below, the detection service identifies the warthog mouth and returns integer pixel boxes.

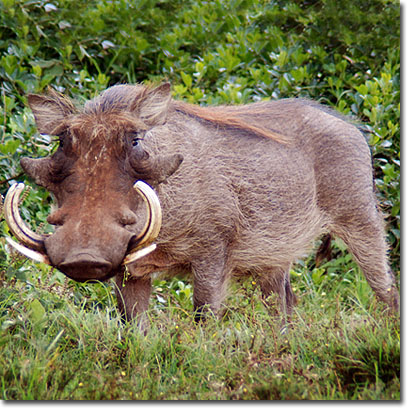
[3,181,162,273]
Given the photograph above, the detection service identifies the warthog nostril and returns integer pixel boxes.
[58,253,113,281]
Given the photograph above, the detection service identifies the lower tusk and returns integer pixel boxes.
[5,236,51,265]
[122,243,157,265]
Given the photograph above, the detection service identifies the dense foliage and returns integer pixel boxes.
[0,0,400,400]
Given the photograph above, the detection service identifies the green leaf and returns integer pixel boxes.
[356,84,368,95]
[32,64,42,77]
[276,50,288,67]
[0,139,20,155]
[311,268,325,285]
[181,72,192,88]
[29,299,46,323]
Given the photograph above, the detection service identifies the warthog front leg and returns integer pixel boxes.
[191,251,230,320]
[114,272,152,329]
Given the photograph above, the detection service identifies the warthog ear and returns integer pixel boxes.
[28,89,77,134]
[135,83,172,127]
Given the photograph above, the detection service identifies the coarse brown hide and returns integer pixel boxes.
[7,83,399,327]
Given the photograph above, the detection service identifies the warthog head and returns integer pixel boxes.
[4,84,183,282]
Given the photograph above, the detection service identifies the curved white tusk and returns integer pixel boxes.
[122,243,157,265]
[132,181,162,247]
[5,236,51,265]
[123,181,162,265]
[3,183,47,252]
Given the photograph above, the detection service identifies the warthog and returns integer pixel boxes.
[3,83,399,325]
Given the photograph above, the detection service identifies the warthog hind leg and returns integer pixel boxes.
[331,209,399,312]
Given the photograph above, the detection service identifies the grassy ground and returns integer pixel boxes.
[0,250,400,400]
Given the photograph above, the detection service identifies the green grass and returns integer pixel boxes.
[0,254,400,400]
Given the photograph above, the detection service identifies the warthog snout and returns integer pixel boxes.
[43,218,135,281]
[57,250,113,281]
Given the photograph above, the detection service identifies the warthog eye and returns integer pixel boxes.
[130,131,144,147]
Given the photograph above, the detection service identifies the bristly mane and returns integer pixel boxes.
[173,100,289,144]
[84,83,289,144]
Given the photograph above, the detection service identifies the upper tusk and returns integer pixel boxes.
[123,181,162,265]
[132,181,162,247]
[3,183,47,252]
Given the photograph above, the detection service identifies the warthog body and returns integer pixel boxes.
[7,83,399,324]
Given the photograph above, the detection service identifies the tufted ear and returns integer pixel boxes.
[136,83,172,127]
[28,89,77,134]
